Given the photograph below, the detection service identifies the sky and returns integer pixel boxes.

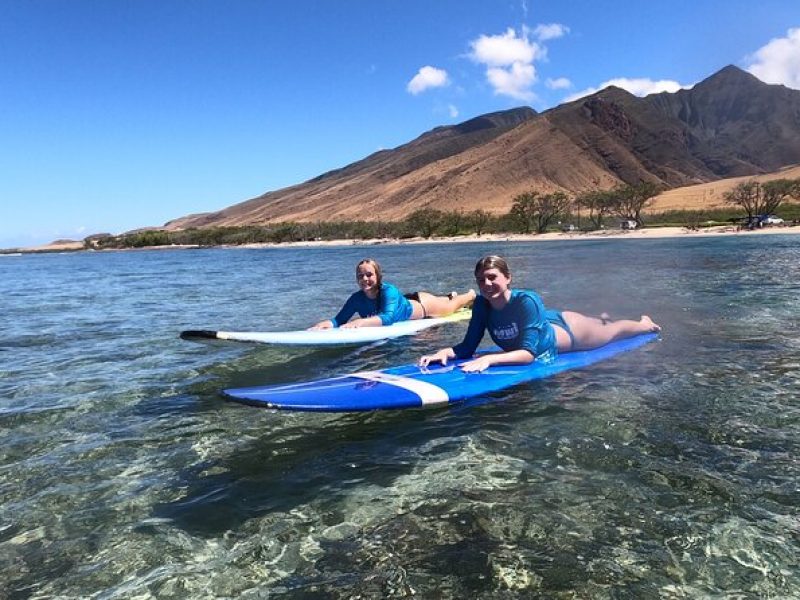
[2,1,799,248]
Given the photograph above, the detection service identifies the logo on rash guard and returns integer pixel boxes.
[493,322,519,340]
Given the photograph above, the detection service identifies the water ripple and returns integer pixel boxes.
[1,239,799,597]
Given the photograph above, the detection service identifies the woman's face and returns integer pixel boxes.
[476,267,511,302]
[356,264,380,296]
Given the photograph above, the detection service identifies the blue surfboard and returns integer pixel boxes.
[222,333,659,412]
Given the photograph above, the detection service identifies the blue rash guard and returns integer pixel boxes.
[451,289,562,362]
[330,282,413,327]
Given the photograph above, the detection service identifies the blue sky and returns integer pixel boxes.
[2,1,799,248]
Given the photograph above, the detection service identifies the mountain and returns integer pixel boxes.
[164,66,800,230]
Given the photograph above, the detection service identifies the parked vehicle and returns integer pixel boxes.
[760,215,784,225]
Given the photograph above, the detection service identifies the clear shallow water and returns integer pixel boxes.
[1,237,798,598]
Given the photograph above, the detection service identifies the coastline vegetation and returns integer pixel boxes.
[15,179,800,253]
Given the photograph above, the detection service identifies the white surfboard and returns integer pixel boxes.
[180,309,471,346]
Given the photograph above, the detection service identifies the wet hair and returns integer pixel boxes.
[356,258,383,286]
[474,255,511,278]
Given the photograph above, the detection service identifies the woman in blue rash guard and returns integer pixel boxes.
[309,258,476,330]
[419,255,660,373]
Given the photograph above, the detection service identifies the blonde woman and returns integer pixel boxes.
[310,258,475,330]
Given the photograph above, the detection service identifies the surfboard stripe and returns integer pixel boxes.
[352,371,450,406]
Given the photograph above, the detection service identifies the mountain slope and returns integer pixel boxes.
[164,66,800,230]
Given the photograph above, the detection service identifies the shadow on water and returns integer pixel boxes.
[129,342,389,421]
[151,405,481,536]
[149,335,644,538]
[151,378,571,538]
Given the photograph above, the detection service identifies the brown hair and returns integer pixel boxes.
[356,258,383,286]
[474,255,511,278]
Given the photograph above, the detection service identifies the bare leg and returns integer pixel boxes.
[410,290,476,319]
[556,311,660,352]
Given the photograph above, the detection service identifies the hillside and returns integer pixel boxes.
[163,66,800,231]
[647,164,800,213]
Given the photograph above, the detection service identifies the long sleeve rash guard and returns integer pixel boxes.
[451,289,558,360]
[330,283,413,327]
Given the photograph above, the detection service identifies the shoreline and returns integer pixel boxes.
[233,224,800,250]
[6,224,800,254]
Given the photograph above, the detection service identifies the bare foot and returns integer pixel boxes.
[640,315,661,333]
[465,289,477,306]
[451,289,476,304]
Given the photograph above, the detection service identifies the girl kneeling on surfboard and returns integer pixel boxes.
[309,258,476,330]
[419,255,660,373]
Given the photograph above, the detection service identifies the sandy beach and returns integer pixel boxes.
[10,223,800,254]
[232,223,800,250]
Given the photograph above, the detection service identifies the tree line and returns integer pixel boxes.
[721,178,800,220]
[88,178,800,249]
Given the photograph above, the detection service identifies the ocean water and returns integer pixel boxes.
[1,236,798,598]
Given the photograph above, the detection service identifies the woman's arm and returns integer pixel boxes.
[459,349,534,373]
[373,284,404,326]
[450,298,487,358]
[340,315,383,329]
[308,293,361,330]
[419,299,487,367]
[419,347,534,371]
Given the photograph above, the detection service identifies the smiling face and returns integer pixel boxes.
[474,255,513,307]
[355,259,382,298]
[476,267,512,304]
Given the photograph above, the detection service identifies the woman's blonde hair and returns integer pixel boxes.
[474,255,511,278]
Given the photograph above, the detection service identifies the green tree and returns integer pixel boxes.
[724,180,762,219]
[509,192,537,233]
[761,178,800,214]
[468,209,492,236]
[724,178,800,220]
[510,191,572,234]
[440,210,465,236]
[405,208,444,238]
[574,190,616,229]
[610,182,660,226]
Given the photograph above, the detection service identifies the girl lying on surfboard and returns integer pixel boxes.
[309,258,476,330]
[419,255,661,373]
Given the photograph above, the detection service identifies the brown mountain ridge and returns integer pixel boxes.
[164,66,800,230]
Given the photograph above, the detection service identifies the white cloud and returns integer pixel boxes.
[533,23,569,41]
[546,77,572,90]
[448,104,459,118]
[745,27,800,89]
[407,66,450,95]
[487,62,537,101]
[469,28,542,67]
[469,27,551,101]
[564,77,687,102]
